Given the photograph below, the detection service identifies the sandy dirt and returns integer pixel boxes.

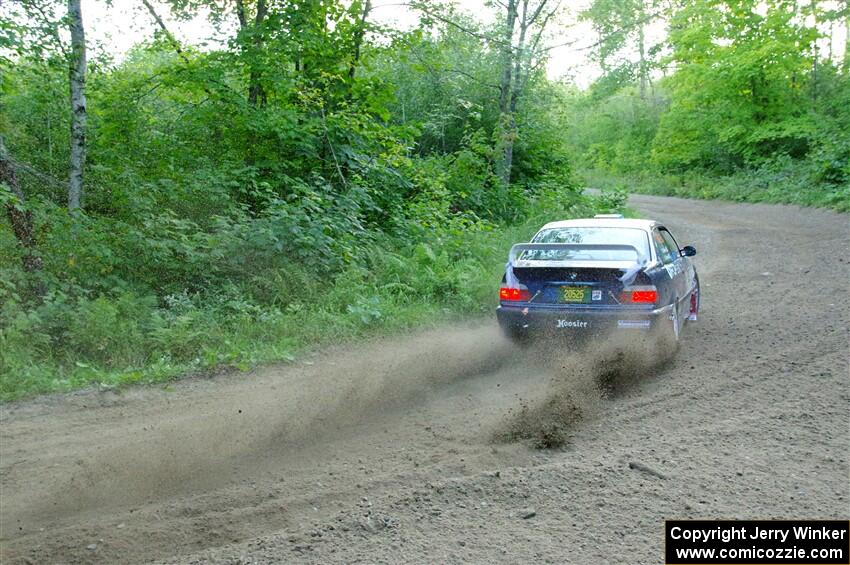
[1,194,848,564]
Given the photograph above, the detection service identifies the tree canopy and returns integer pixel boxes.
[569,0,849,206]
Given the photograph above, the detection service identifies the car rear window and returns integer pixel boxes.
[525,227,651,262]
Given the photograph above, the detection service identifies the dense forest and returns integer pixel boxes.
[1,0,847,399]
[569,0,850,208]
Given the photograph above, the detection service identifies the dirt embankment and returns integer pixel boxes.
[1,194,848,564]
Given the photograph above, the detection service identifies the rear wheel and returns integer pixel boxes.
[501,324,529,346]
[658,301,681,353]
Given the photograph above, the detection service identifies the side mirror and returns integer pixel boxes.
[680,245,697,257]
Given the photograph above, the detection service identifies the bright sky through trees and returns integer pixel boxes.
[68,0,646,87]
[17,0,849,87]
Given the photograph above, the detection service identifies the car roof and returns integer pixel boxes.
[538,218,658,231]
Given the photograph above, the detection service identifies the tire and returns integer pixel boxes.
[502,325,530,346]
[658,300,681,353]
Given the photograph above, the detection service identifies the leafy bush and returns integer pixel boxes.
[1,181,613,401]
[580,160,849,213]
[0,3,597,401]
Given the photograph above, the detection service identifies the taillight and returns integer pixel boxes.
[630,290,657,303]
[622,286,657,304]
[500,286,531,301]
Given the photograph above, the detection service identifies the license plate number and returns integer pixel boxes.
[561,286,588,303]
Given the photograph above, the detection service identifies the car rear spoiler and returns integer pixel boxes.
[508,243,647,269]
[505,243,648,287]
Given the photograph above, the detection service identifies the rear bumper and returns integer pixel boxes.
[496,303,672,338]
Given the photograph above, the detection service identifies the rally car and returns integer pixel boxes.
[496,214,699,346]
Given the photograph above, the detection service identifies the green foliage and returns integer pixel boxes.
[653,0,822,170]
[0,1,588,400]
[581,163,850,212]
[0,187,612,401]
[8,0,845,401]
[571,0,849,208]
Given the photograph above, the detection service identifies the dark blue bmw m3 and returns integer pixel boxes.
[496,215,700,347]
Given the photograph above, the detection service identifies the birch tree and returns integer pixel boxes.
[495,0,562,185]
[410,0,560,184]
[67,0,86,210]
[841,0,850,75]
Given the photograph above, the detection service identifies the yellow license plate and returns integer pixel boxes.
[561,286,588,303]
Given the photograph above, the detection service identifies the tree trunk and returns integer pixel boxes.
[637,2,647,101]
[247,74,267,106]
[828,15,834,62]
[348,0,372,80]
[496,0,518,185]
[141,0,187,60]
[498,0,518,116]
[0,138,43,274]
[68,0,86,211]
[844,0,849,74]
[811,0,818,103]
[244,0,268,106]
[500,0,533,185]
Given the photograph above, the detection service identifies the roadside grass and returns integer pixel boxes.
[0,187,625,401]
[580,167,850,213]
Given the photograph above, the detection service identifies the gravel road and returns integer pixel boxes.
[1,194,848,564]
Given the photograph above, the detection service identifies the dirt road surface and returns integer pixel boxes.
[1,194,848,564]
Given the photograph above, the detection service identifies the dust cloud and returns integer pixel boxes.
[495,332,669,448]
[5,323,515,527]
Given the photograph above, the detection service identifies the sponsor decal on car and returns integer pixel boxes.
[664,260,684,279]
[617,320,652,329]
[557,319,589,328]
